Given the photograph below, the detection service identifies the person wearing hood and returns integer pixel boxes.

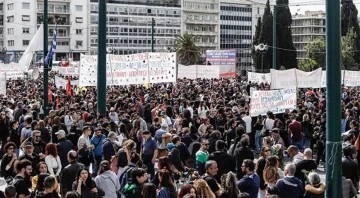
[94,161,120,198]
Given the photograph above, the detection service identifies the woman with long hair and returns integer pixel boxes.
[193,179,216,198]
[44,143,62,176]
[117,123,130,146]
[31,161,60,193]
[31,173,60,198]
[72,168,101,198]
[39,120,51,144]
[9,120,20,157]
[157,169,177,198]
[178,184,197,198]
[141,182,157,198]
[130,120,142,153]
[0,142,16,179]
[220,172,239,198]
[116,139,136,176]
[263,156,281,188]
[256,146,272,198]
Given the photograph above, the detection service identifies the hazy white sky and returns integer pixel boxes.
[288,0,360,15]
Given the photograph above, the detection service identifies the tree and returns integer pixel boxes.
[298,59,318,71]
[276,0,297,69]
[252,17,263,71]
[258,0,273,71]
[342,28,358,69]
[306,37,326,69]
[174,32,201,65]
[341,0,360,63]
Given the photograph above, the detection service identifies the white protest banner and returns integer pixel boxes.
[1,70,23,79]
[343,70,360,87]
[197,66,220,79]
[79,54,98,87]
[148,52,176,83]
[54,76,78,88]
[248,72,271,84]
[270,69,297,89]
[296,68,322,88]
[321,70,345,87]
[0,72,5,95]
[58,67,79,76]
[250,88,297,117]
[178,65,197,79]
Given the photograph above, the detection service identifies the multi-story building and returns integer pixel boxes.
[1,0,88,63]
[292,10,326,60]
[219,0,253,70]
[89,0,181,55]
[181,0,220,53]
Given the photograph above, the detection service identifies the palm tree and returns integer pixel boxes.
[174,32,201,65]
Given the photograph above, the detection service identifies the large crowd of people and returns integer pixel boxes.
[0,72,358,198]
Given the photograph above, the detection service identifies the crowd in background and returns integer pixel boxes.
[0,73,359,198]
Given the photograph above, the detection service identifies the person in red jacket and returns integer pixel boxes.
[288,116,303,151]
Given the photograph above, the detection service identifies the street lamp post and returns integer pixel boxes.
[273,6,277,69]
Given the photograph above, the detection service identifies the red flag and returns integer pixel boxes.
[66,77,72,96]
[48,85,53,102]
[55,97,60,109]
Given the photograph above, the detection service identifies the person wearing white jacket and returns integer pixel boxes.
[95,161,120,198]
[44,143,62,176]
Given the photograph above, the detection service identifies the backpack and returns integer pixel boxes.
[119,166,135,195]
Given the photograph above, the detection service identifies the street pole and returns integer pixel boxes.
[261,52,264,73]
[97,0,107,115]
[43,0,49,115]
[325,0,342,197]
[272,6,276,69]
[152,17,155,52]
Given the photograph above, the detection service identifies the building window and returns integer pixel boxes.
[8,40,14,46]
[75,5,83,11]
[7,28,14,35]
[22,2,30,9]
[22,15,30,21]
[75,17,83,23]
[7,3,14,10]
[76,29,82,35]
[76,40,83,46]
[23,40,30,46]
[7,16,14,23]
[23,28,30,34]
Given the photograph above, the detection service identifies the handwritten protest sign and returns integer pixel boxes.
[178,65,197,79]
[178,65,220,79]
[250,88,297,117]
[148,52,176,84]
[58,67,79,76]
[248,72,271,84]
[55,76,79,88]
[343,70,360,87]
[0,72,5,95]
[79,54,98,87]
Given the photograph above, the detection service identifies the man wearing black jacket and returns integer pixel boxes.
[60,150,84,197]
[208,140,234,183]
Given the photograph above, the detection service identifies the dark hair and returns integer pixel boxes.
[98,160,111,175]
[131,168,147,184]
[15,159,32,173]
[35,173,50,191]
[266,185,280,195]
[68,150,77,161]
[215,140,226,151]
[45,143,58,157]
[4,185,16,198]
[37,161,48,173]
[178,184,197,198]
[158,156,172,171]
[76,169,93,188]
[141,183,157,198]
[44,175,56,189]
[65,191,80,198]
[10,120,18,129]
[171,135,180,144]
[130,153,140,164]
[237,192,250,198]
[159,169,175,191]
[243,159,255,172]
[4,142,16,151]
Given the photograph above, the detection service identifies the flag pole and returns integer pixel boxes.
[43,0,49,115]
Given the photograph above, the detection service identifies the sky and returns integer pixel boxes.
[287,0,360,15]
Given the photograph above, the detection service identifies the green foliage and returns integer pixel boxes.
[298,59,318,71]
[258,0,273,71]
[252,17,263,71]
[306,37,326,69]
[276,0,297,69]
[174,32,201,66]
[341,0,360,63]
[342,28,359,69]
